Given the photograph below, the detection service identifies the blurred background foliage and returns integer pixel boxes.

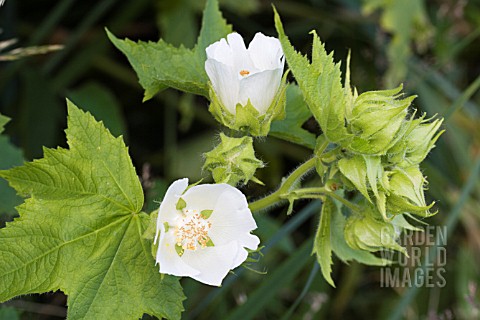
[1,0,480,319]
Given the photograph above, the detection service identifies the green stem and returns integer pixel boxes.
[294,192,360,213]
[249,157,317,212]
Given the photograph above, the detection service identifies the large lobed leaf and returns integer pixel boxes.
[108,0,231,101]
[274,9,351,145]
[0,101,185,320]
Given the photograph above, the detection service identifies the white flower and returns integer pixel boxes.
[154,178,260,286]
[205,32,285,115]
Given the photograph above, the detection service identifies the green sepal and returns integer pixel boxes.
[164,222,170,232]
[200,209,213,219]
[175,244,184,257]
[203,133,264,185]
[207,73,288,136]
[205,238,215,247]
[338,155,370,201]
[176,197,187,210]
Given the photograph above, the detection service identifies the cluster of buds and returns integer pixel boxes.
[317,84,444,252]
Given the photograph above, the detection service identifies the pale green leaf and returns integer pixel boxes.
[0,101,185,319]
[107,0,231,101]
[274,10,351,144]
[312,197,335,287]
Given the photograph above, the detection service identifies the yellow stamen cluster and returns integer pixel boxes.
[175,209,212,251]
[239,69,250,77]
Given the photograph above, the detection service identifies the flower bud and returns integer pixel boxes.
[386,166,434,216]
[347,85,414,155]
[388,116,444,167]
[344,205,406,254]
[205,32,286,136]
[203,133,264,186]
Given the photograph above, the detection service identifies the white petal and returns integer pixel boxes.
[208,190,258,246]
[205,59,239,114]
[206,38,233,66]
[156,225,199,277]
[238,68,283,114]
[226,33,257,75]
[181,242,239,286]
[181,183,235,211]
[248,32,284,70]
[155,178,188,245]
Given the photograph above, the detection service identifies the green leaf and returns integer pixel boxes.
[312,197,335,287]
[270,84,316,149]
[107,0,231,101]
[0,101,185,320]
[274,9,351,144]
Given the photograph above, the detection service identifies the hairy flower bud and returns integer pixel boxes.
[203,133,264,186]
[344,205,406,254]
[347,85,414,155]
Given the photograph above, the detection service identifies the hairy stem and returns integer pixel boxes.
[249,157,317,212]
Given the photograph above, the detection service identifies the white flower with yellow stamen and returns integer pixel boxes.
[205,32,284,115]
[154,178,260,286]
[205,32,287,136]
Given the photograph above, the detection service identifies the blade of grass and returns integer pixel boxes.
[281,261,320,320]
[443,73,480,120]
[42,0,119,74]
[226,238,314,320]
[51,0,150,91]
